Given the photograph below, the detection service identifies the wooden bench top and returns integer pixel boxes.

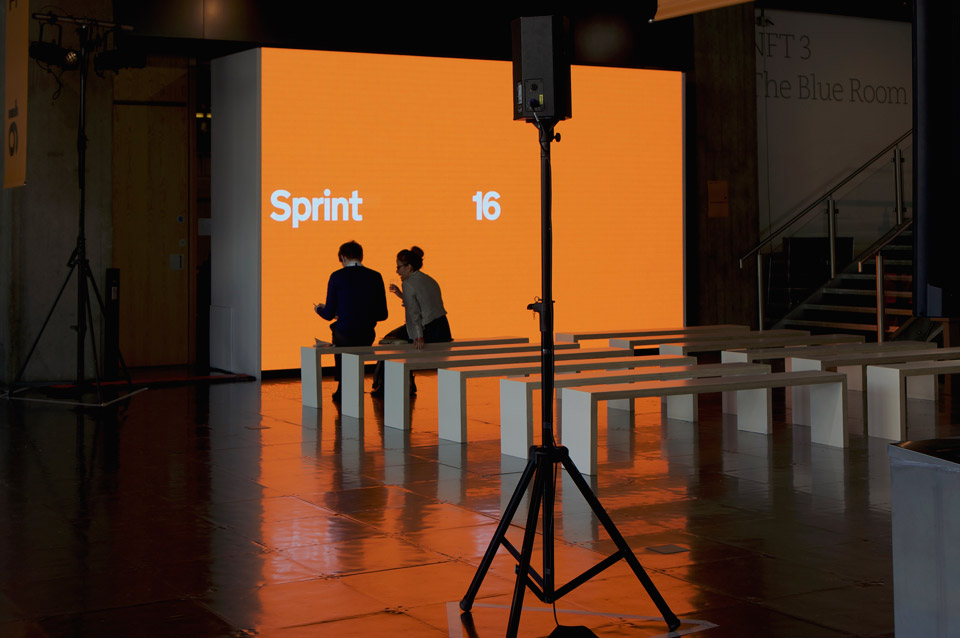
[342,341,578,363]
[441,354,694,378]
[562,370,846,401]
[555,324,748,343]
[868,359,960,375]
[724,340,932,362]
[306,335,528,355]
[661,333,862,355]
[506,362,771,386]
[793,346,960,367]
[610,328,805,349]
[388,347,637,371]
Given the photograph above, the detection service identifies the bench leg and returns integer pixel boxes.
[867,366,907,440]
[384,360,411,430]
[720,351,746,415]
[438,370,467,442]
[788,358,821,426]
[301,405,320,430]
[906,375,936,400]
[839,365,861,391]
[809,381,848,448]
[665,394,697,421]
[500,379,534,459]
[607,398,634,412]
[606,404,634,430]
[736,387,772,434]
[341,354,365,418]
[561,389,598,476]
[722,390,737,415]
[300,346,322,409]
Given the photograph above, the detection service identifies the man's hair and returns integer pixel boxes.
[338,240,363,262]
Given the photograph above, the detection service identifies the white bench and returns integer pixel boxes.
[789,346,956,426]
[561,370,848,475]
[722,341,933,422]
[555,324,749,344]
[661,333,860,414]
[497,362,769,459]
[724,340,932,390]
[340,341,574,418]
[383,347,635,429]
[299,336,527,408]
[867,360,960,440]
[436,354,697,446]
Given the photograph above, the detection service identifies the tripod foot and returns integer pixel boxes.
[549,624,599,637]
[459,609,480,638]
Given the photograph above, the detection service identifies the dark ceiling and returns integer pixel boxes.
[109,1,912,70]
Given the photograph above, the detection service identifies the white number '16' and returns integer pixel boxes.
[473,191,501,221]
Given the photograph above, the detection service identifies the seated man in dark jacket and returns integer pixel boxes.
[314,240,388,401]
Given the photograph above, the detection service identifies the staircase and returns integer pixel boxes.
[774,232,913,340]
[742,130,914,340]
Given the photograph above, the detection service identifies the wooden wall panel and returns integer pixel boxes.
[688,4,760,327]
[111,61,191,367]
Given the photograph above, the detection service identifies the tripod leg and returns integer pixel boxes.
[560,453,681,632]
[507,452,549,638]
[81,273,104,404]
[85,269,134,387]
[13,263,77,386]
[542,450,557,601]
[460,452,539,612]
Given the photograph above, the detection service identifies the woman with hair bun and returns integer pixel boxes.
[372,246,452,396]
[389,246,452,348]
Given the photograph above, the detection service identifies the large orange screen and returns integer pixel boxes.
[261,49,683,370]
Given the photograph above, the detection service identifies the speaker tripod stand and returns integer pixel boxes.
[458,119,681,637]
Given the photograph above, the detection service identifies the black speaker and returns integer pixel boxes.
[511,16,572,122]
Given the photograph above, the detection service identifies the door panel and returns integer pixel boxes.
[112,103,189,366]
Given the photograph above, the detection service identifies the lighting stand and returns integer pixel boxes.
[459,118,681,637]
[8,15,135,407]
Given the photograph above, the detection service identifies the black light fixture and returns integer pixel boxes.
[28,22,80,70]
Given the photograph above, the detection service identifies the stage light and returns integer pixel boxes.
[28,39,80,70]
[29,20,80,70]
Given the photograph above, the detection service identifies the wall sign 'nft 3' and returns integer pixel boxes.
[260,48,684,371]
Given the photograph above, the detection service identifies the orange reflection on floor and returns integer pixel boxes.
[2,368,943,636]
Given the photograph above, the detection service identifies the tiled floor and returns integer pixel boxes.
[2,371,958,637]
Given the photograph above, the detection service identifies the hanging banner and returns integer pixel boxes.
[4,0,29,188]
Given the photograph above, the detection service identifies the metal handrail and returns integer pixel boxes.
[740,129,912,268]
[857,218,913,271]
[857,218,913,343]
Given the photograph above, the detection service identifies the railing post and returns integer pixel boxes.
[893,147,904,225]
[827,199,838,278]
[876,253,886,343]
[756,252,765,331]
